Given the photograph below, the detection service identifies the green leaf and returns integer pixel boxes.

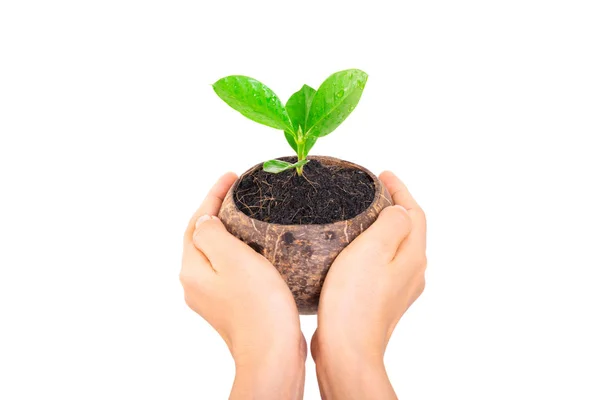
[213,76,293,131]
[284,130,298,153]
[306,69,368,138]
[285,84,316,132]
[263,159,309,174]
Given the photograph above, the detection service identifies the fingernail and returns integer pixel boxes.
[195,215,212,229]
[393,205,407,212]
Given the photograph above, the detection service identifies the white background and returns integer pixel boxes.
[1,1,599,399]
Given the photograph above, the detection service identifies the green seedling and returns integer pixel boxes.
[212,69,367,175]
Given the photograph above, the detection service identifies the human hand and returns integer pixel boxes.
[180,173,306,400]
[311,171,427,400]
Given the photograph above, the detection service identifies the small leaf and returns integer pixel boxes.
[306,69,368,138]
[285,84,316,132]
[263,159,294,173]
[213,76,293,131]
[263,159,309,174]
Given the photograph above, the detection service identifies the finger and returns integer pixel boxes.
[180,223,214,297]
[180,239,212,282]
[379,171,420,211]
[192,215,255,269]
[350,205,412,259]
[379,171,427,253]
[185,172,238,242]
[181,172,237,277]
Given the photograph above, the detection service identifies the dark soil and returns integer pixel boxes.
[234,157,375,225]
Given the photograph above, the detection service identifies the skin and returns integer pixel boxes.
[180,171,427,399]
[311,171,427,399]
[180,172,306,400]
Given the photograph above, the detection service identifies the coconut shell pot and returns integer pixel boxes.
[219,156,392,314]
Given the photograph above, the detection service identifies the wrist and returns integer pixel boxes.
[313,332,395,400]
[231,325,305,366]
[313,326,386,369]
[315,343,385,383]
[231,333,306,400]
[316,354,394,400]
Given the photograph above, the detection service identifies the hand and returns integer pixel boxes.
[180,173,306,400]
[311,171,427,400]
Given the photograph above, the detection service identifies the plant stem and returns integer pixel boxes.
[296,140,305,176]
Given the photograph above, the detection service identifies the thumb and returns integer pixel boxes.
[351,205,412,259]
[192,215,251,268]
